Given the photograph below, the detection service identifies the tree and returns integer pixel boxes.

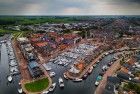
[120,57,125,65]
[123,82,140,94]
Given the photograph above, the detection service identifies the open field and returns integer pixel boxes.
[24,78,49,92]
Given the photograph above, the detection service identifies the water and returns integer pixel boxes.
[46,53,115,94]
[0,43,21,94]
[0,42,115,94]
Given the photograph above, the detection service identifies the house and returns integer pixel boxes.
[103,76,121,94]
[28,61,44,78]
[103,82,115,94]
[117,72,140,83]
[18,37,29,45]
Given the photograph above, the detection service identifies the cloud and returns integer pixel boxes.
[0,0,139,15]
[62,7,83,15]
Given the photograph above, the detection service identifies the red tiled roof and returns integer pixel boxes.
[120,67,128,73]
[63,34,77,39]
[35,42,48,47]
[31,38,38,42]
[48,32,58,37]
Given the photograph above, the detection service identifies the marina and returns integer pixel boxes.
[0,42,21,94]
[6,40,20,76]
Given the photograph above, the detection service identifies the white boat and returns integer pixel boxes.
[93,64,97,68]
[105,52,109,55]
[95,81,99,86]
[42,90,49,94]
[63,73,68,80]
[73,78,83,82]
[18,88,23,94]
[18,82,21,85]
[49,72,56,77]
[59,77,64,88]
[83,73,88,79]
[49,83,56,92]
[43,64,52,71]
[7,75,13,82]
[102,65,108,71]
[88,66,93,74]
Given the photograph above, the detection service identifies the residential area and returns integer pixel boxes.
[0,16,140,94]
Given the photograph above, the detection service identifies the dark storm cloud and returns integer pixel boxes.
[0,0,139,15]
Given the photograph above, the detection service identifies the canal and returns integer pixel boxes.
[46,53,115,94]
[0,42,121,94]
[0,43,21,94]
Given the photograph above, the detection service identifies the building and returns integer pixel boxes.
[28,61,44,78]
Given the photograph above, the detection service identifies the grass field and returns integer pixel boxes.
[24,78,49,92]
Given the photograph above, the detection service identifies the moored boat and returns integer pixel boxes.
[63,73,68,80]
[88,66,93,74]
[42,90,49,94]
[18,88,23,94]
[49,83,56,92]
[73,78,83,82]
[59,77,64,88]
[7,75,13,82]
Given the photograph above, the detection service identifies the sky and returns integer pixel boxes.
[0,0,140,15]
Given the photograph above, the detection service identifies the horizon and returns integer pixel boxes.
[0,15,140,17]
[0,0,140,15]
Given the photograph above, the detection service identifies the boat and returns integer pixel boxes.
[95,75,102,86]
[49,83,56,92]
[93,64,97,68]
[63,73,68,80]
[7,75,13,82]
[96,60,100,63]
[49,72,56,77]
[88,66,93,74]
[59,77,64,88]
[105,52,109,56]
[42,90,49,94]
[18,82,21,85]
[83,73,88,79]
[18,88,23,94]
[95,81,99,86]
[73,78,83,82]
[102,65,108,71]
